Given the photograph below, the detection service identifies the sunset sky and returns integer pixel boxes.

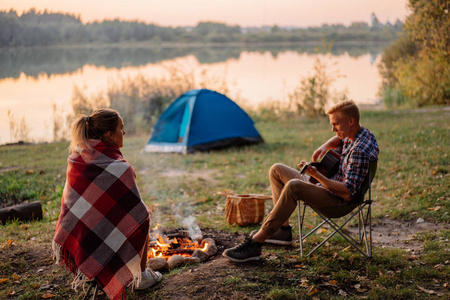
[0,0,409,27]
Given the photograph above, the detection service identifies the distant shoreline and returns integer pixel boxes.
[1,40,394,50]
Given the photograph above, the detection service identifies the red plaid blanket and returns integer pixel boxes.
[53,140,149,300]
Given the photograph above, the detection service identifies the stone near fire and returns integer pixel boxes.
[167,255,184,269]
[202,238,218,257]
[192,249,208,261]
[147,257,167,271]
[205,244,217,257]
[183,257,201,265]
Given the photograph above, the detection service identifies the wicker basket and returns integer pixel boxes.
[219,192,272,226]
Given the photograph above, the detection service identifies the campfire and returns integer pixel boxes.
[146,224,217,271]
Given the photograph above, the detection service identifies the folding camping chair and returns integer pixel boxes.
[297,160,377,258]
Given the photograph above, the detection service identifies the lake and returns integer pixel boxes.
[0,43,388,144]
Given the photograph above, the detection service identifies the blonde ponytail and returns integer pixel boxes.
[69,115,90,153]
[68,108,119,153]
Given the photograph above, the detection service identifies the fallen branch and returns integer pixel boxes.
[0,201,43,224]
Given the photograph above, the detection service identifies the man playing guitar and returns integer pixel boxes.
[223,100,379,262]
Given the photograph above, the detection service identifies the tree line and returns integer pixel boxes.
[378,0,449,107]
[0,8,403,47]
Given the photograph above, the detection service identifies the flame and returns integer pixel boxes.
[200,242,209,252]
[156,240,166,247]
[152,223,161,230]
[151,248,163,258]
[157,234,166,244]
[148,232,209,260]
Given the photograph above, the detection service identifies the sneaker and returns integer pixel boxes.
[265,226,293,245]
[135,268,162,290]
[222,238,262,262]
[249,227,293,245]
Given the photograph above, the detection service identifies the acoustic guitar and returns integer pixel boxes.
[299,149,341,184]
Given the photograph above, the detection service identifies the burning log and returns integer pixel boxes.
[160,249,195,256]
[146,229,218,271]
[166,231,190,238]
[149,233,209,259]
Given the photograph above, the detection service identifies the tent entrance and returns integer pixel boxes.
[178,104,190,143]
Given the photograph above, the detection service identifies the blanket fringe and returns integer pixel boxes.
[52,241,91,293]
[52,241,76,272]
[52,240,140,300]
[51,241,62,265]
[129,269,143,292]
[72,269,91,292]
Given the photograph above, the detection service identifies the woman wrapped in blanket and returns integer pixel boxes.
[53,108,161,300]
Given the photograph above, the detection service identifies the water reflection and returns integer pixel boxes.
[0,43,388,144]
[0,42,388,79]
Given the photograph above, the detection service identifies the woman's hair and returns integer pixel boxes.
[326,100,360,124]
[69,108,119,152]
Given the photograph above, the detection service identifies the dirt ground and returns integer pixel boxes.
[1,219,446,299]
[150,220,448,299]
[350,217,447,253]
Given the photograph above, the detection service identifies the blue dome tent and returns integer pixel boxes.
[144,89,263,154]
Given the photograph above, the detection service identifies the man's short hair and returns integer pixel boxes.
[327,100,360,123]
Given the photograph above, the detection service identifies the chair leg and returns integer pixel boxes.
[298,202,346,257]
[92,283,99,300]
[358,202,373,258]
[367,203,372,257]
[298,201,315,257]
[350,202,373,258]
[323,211,370,257]
[298,203,303,256]
[358,208,363,243]
[82,281,100,300]
[82,283,94,300]
[298,202,373,258]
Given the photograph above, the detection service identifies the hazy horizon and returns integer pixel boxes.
[1,0,409,28]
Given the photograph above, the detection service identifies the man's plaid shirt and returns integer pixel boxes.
[329,127,379,201]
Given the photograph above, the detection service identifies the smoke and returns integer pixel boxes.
[170,203,203,241]
[181,215,202,241]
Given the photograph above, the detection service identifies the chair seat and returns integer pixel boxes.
[314,200,370,219]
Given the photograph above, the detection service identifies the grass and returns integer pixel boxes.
[0,107,449,299]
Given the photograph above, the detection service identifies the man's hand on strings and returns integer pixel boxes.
[305,166,319,178]
[312,147,327,162]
